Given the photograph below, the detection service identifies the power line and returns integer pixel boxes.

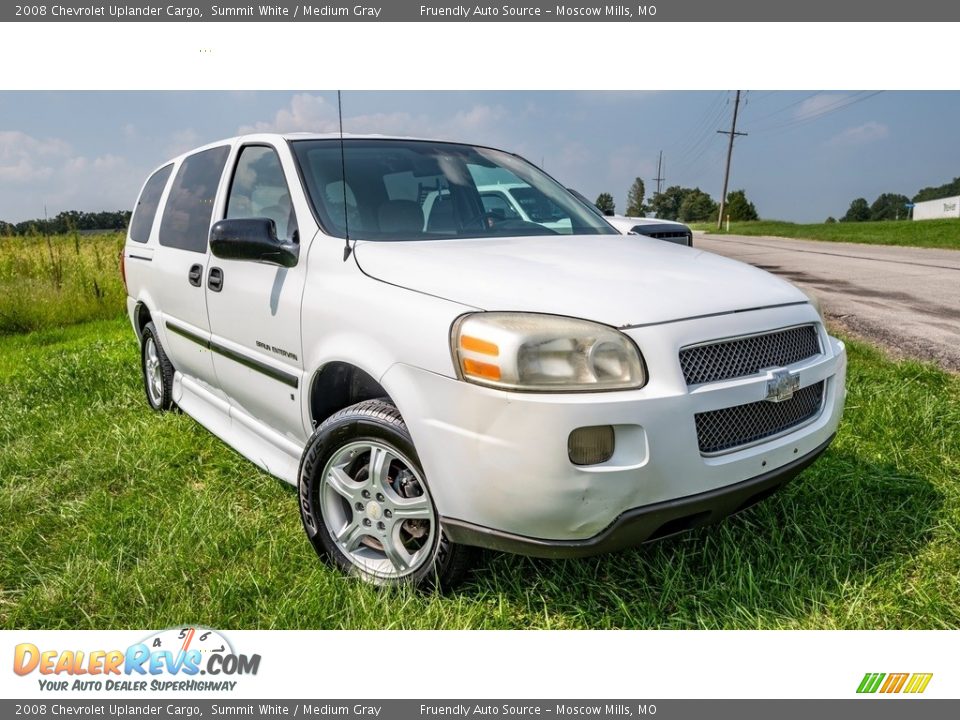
[745,91,825,124]
[678,132,722,180]
[669,99,731,182]
[669,92,728,163]
[751,91,885,134]
[684,143,726,188]
[742,90,778,104]
[674,94,730,164]
[671,92,725,156]
[752,91,869,131]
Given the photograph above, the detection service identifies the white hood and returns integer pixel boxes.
[353,234,807,328]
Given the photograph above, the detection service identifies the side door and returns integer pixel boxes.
[205,142,309,442]
[151,144,231,395]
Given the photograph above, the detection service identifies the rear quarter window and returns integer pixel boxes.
[129,164,173,243]
[159,146,230,253]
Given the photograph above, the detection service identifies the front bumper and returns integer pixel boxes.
[382,303,846,551]
[442,433,834,558]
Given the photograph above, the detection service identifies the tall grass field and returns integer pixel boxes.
[0,233,958,629]
[0,231,125,335]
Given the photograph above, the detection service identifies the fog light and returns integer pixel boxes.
[568,426,615,466]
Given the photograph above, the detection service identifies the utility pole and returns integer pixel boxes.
[653,151,665,195]
[716,90,748,230]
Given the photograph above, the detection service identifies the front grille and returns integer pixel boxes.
[680,325,820,386]
[635,229,691,245]
[646,231,689,241]
[695,381,825,454]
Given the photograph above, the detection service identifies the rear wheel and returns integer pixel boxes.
[298,399,472,590]
[140,321,175,411]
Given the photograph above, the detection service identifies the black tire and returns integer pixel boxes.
[298,398,473,591]
[141,321,175,411]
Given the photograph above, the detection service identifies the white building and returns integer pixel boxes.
[913,195,960,221]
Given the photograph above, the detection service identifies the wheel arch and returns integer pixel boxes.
[133,300,153,339]
[308,361,394,429]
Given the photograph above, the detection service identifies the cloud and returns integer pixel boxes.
[827,121,890,147]
[796,93,850,118]
[239,94,335,134]
[165,128,201,157]
[574,91,661,105]
[448,104,507,132]
[0,131,71,182]
[0,130,144,221]
[0,96,517,222]
[238,93,510,145]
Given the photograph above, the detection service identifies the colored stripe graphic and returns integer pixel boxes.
[880,673,909,693]
[857,672,932,694]
[857,673,885,693]
[904,673,934,694]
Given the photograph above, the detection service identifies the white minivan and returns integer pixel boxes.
[123,133,846,589]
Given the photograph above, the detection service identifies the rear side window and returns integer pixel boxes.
[129,164,172,243]
[159,146,230,253]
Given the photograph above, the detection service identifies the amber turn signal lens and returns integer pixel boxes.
[463,358,502,381]
[460,335,499,356]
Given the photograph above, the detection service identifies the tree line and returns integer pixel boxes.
[595,178,759,223]
[836,176,960,223]
[0,210,131,237]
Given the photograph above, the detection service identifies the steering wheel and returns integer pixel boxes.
[457,209,500,231]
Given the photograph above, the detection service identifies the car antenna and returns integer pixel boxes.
[338,90,352,261]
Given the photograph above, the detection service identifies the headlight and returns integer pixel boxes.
[451,312,647,392]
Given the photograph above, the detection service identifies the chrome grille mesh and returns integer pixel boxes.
[640,230,690,242]
[680,325,820,386]
[695,381,825,454]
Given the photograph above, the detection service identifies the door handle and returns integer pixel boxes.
[208,267,224,292]
[188,264,203,287]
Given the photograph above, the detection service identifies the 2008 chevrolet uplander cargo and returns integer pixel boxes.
[123,133,847,588]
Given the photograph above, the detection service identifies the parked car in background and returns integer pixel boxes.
[605,214,694,246]
[476,183,573,233]
[566,188,693,246]
[123,133,846,589]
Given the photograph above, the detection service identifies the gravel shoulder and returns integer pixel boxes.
[694,233,960,371]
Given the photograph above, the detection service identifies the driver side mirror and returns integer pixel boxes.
[209,218,299,268]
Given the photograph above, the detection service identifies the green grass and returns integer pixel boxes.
[1,318,958,629]
[689,219,960,250]
[0,232,125,335]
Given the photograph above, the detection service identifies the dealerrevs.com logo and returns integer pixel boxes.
[13,627,261,692]
[857,673,933,694]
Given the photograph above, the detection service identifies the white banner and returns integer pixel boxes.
[1,629,953,699]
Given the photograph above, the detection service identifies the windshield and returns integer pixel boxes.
[291,139,617,240]
[507,186,567,224]
[567,188,609,220]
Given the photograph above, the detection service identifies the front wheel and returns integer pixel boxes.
[298,399,472,590]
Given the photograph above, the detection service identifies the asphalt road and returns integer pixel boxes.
[693,232,960,371]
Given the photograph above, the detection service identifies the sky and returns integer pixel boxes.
[1,90,958,224]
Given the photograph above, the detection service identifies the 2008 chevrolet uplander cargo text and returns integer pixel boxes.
[123,133,847,588]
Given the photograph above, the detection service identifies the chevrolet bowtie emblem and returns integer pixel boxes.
[765,369,800,402]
